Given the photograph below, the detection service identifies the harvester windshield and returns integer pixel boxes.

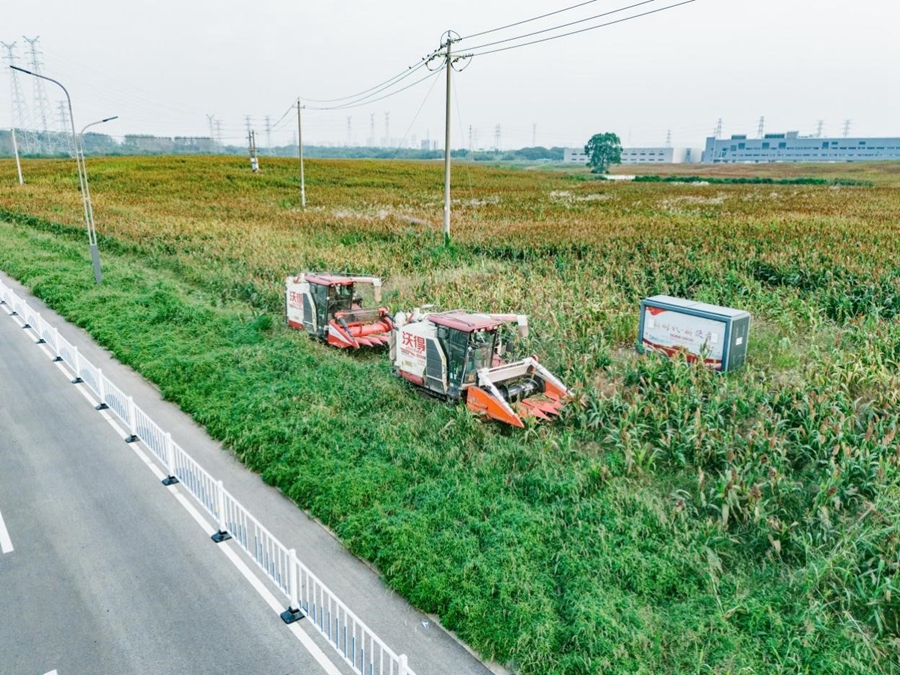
[329,284,356,313]
[465,330,496,380]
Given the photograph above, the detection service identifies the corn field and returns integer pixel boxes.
[0,156,898,673]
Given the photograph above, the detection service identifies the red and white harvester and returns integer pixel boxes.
[285,273,394,349]
[390,309,569,427]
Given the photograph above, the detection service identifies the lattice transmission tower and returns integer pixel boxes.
[1,41,37,154]
[58,100,74,156]
[23,36,54,154]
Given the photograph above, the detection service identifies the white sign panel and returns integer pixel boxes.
[642,306,726,369]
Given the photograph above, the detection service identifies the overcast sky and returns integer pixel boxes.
[3,0,898,149]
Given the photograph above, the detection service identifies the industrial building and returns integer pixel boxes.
[564,146,701,164]
[702,133,900,163]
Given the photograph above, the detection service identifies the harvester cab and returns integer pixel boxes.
[390,310,568,427]
[286,273,394,348]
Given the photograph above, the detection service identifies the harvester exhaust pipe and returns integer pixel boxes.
[517,315,528,339]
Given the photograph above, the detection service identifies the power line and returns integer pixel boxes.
[461,0,659,52]
[465,1,696,57]
[297,59,432,104]
[304,67,444,111]
[303,63,436,111]
[460,0,609,41]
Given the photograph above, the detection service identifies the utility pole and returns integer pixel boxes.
[843,119,852,138]
[369,113,375,147]
[468,124,473,152]
[214,120,223,152]
[494,124,501,151]
[346,116,352,147]
[384,112,390,146]
[532,122,537,147]
[244,115,252,138]
[265,115,272,154]
[248,130,259,172]
[10,127,23,184]
[296,99,306,208]
[438,30,466,246]
[442,34,454,245]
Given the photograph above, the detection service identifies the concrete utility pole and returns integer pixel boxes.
[442,34,454,246]
[10,127,23,185]
[436,30,469,246]
[296,99,306,208]
[248,129,259,172]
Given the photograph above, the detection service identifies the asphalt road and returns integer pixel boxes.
[0,271,496,675]
[0,299,333,674]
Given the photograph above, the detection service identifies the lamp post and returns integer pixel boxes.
[78,116,118,271]
[9,65,109,284]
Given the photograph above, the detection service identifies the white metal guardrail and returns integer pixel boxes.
[0,277,415,675]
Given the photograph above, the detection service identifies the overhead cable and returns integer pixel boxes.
[466,1,696,57]
[459,0,603,41]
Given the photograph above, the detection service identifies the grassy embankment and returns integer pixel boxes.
[1,156,899,673]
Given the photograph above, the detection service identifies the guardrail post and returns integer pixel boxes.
[211,480,232,543]
[71,347,84,384]
[35,314,46,344]
[161,432,179,485]
[399,654,409,675]
[95,368,109,410]
[281,548,306,624]
[51,326,63,362]
[125,396,139,443]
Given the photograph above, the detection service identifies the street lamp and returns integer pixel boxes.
[78,116,118,276]
[9,65,112,284]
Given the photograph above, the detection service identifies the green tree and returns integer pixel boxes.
[584,132,622,174]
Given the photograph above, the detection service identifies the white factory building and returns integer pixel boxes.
[564,146,702,164]
[702,132,900,163]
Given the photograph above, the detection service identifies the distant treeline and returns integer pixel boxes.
[0,130,566,162]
